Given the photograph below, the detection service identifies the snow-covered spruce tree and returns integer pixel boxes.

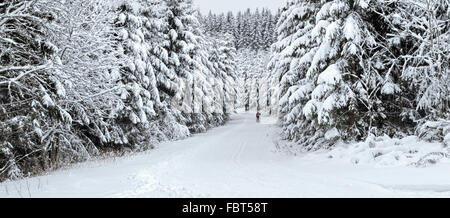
[272,0,403,150]
[209,33,238,117]
[203,12,215,33]
[261,9,276,51]
[380,0,450,142]
[185,12,213,133]
[305,0,383,145]
[234,12,244,50]
[225,12,237,38]
[249,9,263,51]
[270,0,330,148]
[161,0,208,134]
[269,0,310,118]
[114,1,164,149]
[161,0,199,133]
[240,9,254,49]
[202,35,225,128]
[126,0,190,141]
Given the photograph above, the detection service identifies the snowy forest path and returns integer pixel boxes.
[1,112,450,197]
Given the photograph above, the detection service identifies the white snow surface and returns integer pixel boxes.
[1,112,450,198]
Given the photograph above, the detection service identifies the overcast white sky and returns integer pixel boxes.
[193,0,287,14]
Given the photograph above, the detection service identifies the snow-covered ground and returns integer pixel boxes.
[1,112,450,198]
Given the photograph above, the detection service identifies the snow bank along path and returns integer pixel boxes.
[1,112,450,197]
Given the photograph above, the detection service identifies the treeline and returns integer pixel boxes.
[270,0,450,150]
[0,0,238,181]
[201,8,278,51]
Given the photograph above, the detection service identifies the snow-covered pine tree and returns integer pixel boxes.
[225,12,236,37]
[217,13,226,33]
[216,33,238,115]
[269,0,304,114]
[203,34,235,126]
[261,9,274,50]
[141,0,172,108]
[204,11,215,33]
[241,9,253,49]
[162,0,205,133]
[271,0,401,150]
[249,9,262,51]
[305,0,385,145]
[114,1,163,148]
[185,9,213,133]
[163,0,197,114]
[144,0,193,140]
[234,12,244,50]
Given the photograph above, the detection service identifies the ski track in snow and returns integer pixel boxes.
[1,112,450,198]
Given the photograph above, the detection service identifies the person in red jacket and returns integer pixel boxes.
[256,112,261,122]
